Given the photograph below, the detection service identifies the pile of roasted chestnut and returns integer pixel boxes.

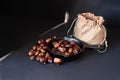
[28,37,62,64]
[28,37,82,65]
[51,39,82,56]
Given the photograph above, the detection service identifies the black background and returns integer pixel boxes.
[1,0,120,19]
[0,0,120,57]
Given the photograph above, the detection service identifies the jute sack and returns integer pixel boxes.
[74,12,105,46]
[65,12,108,53]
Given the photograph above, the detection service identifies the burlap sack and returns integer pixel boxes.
[74,12,105,45]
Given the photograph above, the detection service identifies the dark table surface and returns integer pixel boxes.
[1,9,120,80]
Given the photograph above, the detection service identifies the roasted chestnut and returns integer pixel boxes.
[47,37,84,60]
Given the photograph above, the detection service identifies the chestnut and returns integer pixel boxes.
[52,42,60,48]
[40,48,46,53]
[40,43,45,47]
[53,58,62,64]
[35,51,40,56]
[40,57,47,64]
[65,52,71,56]
[57,47,66,53]
[58,40,64,44]
[52,48,57,52]
[36,55,41,61]
[68,48,73,53]
[63,40,69,45]
[28,51,34,56]
[48,57,53,63]
[38,39,44,44]
[37,46,41,51]
[45,52,50,58]
[42,46,48,50]
[45,38,52,43]
[39,52,45,57]
[32,46,37,51]
[73,49,79,54]
[65,44,72,48]
[60,44,64,47]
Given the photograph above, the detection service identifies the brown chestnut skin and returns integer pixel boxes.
[47,57,53,63]
[45,38,52,43]
[37,46,41,51]
[39,52,45,57]
[38,39,44,44]
[63,40,69,45]
[42,46,48,50]
[32,46,37,51]
[35,51,40,56]
[68,48,73,53]
[45,52,50,58]
[65,52,71,56]
[40,48,46,53]
[53,42,60,48]
[40,43,45,47]
[73,45,81,53]
[60,44,64,47]
[57,47,66,53]
[73,45,80,50]
[58,40,64,44]
[52,48,57,52]
[40,57,47,64]
[36,55,41,61]
[65,44,72,48]
[28,51,34,56]
[53,58,62,64]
